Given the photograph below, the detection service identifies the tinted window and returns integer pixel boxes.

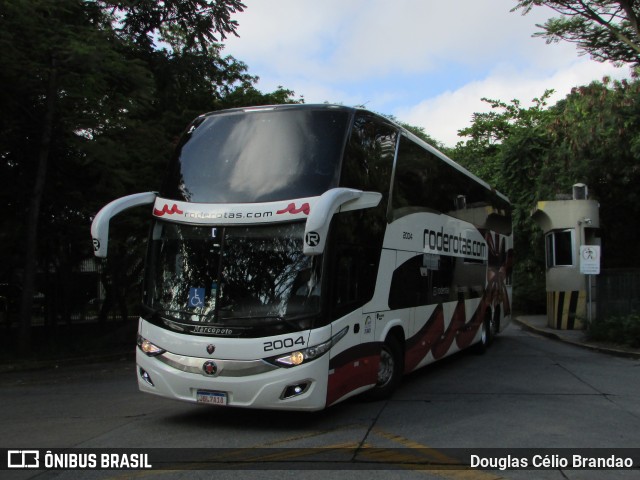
[389,253,486,310]
[327,113,396,321]
[162,107,351,203]
[388,255,430,309]
[341,113,397,197]
[328,210,383,321]
[391,135,509,224]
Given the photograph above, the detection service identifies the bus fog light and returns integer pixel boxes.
[281,382,310,399]
[139,367,155,386]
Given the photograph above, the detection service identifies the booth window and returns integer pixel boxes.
[546,229,574,268]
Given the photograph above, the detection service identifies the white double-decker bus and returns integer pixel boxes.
[91,104,513,411]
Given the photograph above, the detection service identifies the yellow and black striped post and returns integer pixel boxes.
[546,291,587,330]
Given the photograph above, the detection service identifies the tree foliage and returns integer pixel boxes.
[513,1,640,67]
[97,0,246,51]
[452,90,555,189]
[449,2,640,314]
[453,77,640,311]
[0,0,298,351]
[544,78,640,267]
[452,92,554,311]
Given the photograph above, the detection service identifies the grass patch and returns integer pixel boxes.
[588,313,640,349]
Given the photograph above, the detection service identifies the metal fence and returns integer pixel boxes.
[1,257,140,330]
[596,269,640,320]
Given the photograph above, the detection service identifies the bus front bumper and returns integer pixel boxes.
[135,348,329,411]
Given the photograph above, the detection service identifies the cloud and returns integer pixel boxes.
[223,0,634,146]
[396,61,632,147]
[224,0,366,80]
[226,0,580,80]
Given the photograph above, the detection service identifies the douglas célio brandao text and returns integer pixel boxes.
[470,453,635,470]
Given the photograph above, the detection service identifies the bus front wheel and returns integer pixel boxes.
[365,335,403,401]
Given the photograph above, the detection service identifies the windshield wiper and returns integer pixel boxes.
[143,305,208,323]
[218,314,301,331]
[143,306,305,332]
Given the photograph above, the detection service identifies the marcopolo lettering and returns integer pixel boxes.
[192,325,234,335]
[423,226,486,259]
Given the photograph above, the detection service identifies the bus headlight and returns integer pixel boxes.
[269,326,349,367]
[137,335,166,357]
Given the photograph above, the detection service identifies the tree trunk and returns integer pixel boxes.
[18,57,57,354]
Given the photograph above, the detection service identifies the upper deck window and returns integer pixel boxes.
[340,112,397,197]
[162,107,351,203]
[391,134,511,229]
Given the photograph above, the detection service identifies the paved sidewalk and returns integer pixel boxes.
[514,315,640,359]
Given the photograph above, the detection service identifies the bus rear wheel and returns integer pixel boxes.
[365,335,403,401]
[474,312,493,355]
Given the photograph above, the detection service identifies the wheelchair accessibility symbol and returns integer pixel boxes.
[189,287,205,308]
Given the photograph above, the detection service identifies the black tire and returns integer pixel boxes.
[490,305,501,338]
[474,314,492,355]
[364,335,403,401]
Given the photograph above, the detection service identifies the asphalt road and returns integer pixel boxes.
[1,323,639,480]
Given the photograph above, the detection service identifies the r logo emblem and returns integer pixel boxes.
[305,232,320,247]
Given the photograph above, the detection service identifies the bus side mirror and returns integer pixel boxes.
[303,188,382,255]
[91,192,157,258]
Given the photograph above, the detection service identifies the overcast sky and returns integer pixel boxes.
[222,0,632,146]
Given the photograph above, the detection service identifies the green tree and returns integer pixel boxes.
[453,90,555,189]
[542,78,640,267]
[495,116,555,312]
[513,0,640,67]
[97,0,246,51]
[0,0,154,351]
[1,0,297,353]
[454,77,640,309]
[452,92,555,312]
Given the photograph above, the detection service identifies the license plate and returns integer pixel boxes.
[196,390,228,406]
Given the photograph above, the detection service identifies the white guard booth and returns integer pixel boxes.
[531,184,600,329]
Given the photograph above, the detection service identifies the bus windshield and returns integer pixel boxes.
[162,107,351,203]
[144,221,322,333]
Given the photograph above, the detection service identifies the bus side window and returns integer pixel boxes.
[391,135,502,222]
[391,136,435,214]
[329,211,382,319]
[335,253,359,306]
[341,113,397,198]
[388,255,429,310]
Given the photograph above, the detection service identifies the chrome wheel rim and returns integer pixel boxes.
[480,320,488,345]
[377,346,394,387]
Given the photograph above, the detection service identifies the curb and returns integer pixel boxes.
[513,317,640,360]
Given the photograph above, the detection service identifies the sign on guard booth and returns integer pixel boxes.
[580,245,601,275]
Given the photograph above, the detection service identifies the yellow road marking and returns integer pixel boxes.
[368,428,505,480]
[99,424,507,479]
